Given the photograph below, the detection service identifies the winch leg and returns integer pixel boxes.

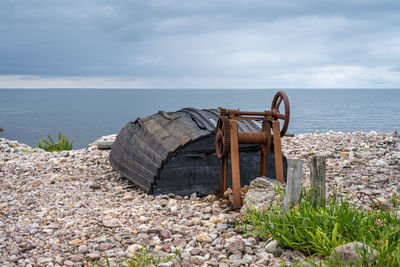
[260,146,267,177]
[259,121,268,177]
[272,120,284,184]
[229,120,241,209]
[219,156,228,195]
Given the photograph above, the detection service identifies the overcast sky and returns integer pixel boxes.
[0,0,399,88]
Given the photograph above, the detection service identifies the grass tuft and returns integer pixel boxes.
[38,131,74,152]
[238,184,400,266]
[88,245,180,267]
[14,148,36,153]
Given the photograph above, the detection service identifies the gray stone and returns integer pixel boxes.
[265,240,283,257]
[99,242,113,251]
[257,241,267,248]
[194,255,205,264]
[243,238,256,247]
[190,255,204,265]
[208,258,219,266]
[160,229,171,240]
[243,254,253,264]
[97,141,114,150]
[77,245,88,254]
[173,237,186,248]
[157,262,173,267]
[256,252,272,260]
[37,257,53,264]
[90,182,101,189]
[70,254,84,262]
[196,232,212,243]
[216,223,228,231]
[86,253,100,260]
[254,251,273,266]
[102,219,119,228]
[9,255,17,261]
[245,246,254,255]
[167,198,177,206]
[147,227,162,234]
[229,254,241,261]
[331,241,378,265]
[190,192,197,201]
[226,237,245,255]
[209,233,218,240]
[190,247,201,255]
[181,251,191,259]
[64,260,75,266]
[241,177,282,212]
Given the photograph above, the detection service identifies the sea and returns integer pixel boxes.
[0,89,399,149]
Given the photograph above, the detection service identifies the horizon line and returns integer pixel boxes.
[1,87,399,90]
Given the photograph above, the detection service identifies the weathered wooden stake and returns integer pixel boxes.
[284,159,303,212]
[310,154,326,206]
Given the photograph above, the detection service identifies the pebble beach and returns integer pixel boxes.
[0,131,399,266]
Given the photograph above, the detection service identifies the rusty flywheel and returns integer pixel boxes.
[271,90,290,137]
[215,116,230,159]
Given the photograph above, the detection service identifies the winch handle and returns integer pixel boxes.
[271,91,290,137]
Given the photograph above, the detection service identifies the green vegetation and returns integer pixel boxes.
[38,131,74,152]
[88,246,180,267]
[238,185,400,266]
[14,148,36,153]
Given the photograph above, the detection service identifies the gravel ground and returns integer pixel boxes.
[0,131,399,266]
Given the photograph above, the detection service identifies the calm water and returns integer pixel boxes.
[0,89,399,148]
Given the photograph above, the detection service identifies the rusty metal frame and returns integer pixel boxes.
[215,91,290,209]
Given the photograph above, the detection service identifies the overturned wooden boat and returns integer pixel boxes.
[109,108,287,196]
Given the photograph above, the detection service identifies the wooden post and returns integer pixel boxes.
[284,159,303,212]
[272,120,284,184]
[310,154,326,206]
[229,120,241,209]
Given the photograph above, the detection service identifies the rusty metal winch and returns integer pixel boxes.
[215,91,290,209]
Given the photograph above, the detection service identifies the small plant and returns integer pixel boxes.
[391,193,400,209]
[15,148,36,153]
[238,184,400,266]
[88,245,180,267]
[38,131,74,152]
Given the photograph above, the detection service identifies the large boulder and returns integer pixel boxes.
[241,177,283,212]
[331,241,378,265]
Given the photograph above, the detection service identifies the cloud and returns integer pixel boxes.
[269,65,400,88]
[2,65,399,89]
[0,75,148,89]
[0,0,399,88]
